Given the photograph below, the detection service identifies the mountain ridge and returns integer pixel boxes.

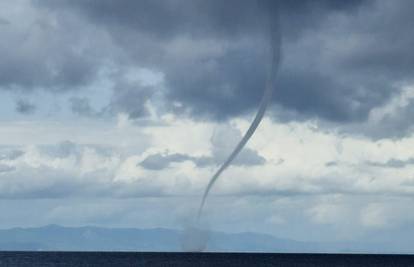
[0,225,390,253]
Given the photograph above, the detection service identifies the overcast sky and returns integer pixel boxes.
[1,0,414,246]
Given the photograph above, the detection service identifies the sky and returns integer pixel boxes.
[1,0,414,245]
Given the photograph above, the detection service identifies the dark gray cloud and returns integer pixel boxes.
[0,2,106,92]
[41,0,268,39]
[139,149,265,171]
[42,0,366,41]
[139,153,181,170]
[366,158,414,169]
[325,161,338,167]
[39,0,377,122]
[3,0,414,138]
[15,99,36,114]
[139,153,212,170]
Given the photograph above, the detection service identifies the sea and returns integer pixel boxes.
[1,252,414,267]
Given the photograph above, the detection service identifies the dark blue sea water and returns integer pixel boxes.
[1,252,414,267]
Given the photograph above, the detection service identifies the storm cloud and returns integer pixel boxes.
[2,0,414,138]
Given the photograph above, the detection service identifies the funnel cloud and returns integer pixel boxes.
[197,4,282,222]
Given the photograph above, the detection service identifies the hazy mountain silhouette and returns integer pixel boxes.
[0,225,390,253]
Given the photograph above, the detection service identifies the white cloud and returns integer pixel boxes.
[2,110,414,241]
[2,114,414,199]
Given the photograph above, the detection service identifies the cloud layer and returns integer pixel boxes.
[1,0,413,139]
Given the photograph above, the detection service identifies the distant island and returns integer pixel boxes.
[0,225,397,253]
